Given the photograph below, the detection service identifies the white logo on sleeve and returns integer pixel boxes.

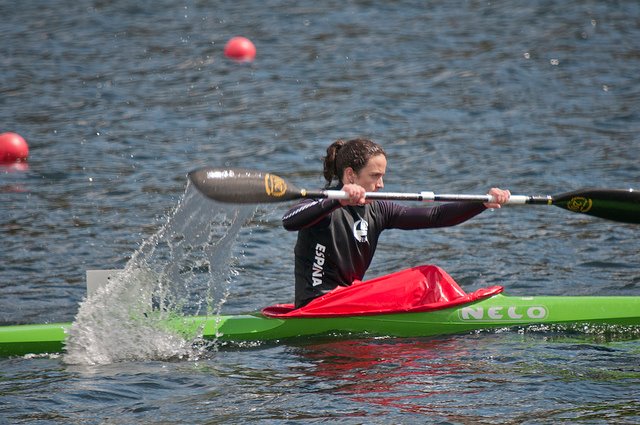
[352,219,369,243]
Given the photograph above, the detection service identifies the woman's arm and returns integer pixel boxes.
[383,201,487,229]
[282,198,342,231]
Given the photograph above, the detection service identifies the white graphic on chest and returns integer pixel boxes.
[352,218,369,243]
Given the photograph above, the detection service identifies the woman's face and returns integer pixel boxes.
[350,154,387,192]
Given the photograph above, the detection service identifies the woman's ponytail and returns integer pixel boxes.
[323,139,345,187]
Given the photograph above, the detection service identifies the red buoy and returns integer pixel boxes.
[0,132,29,163]
[224,36,256,62]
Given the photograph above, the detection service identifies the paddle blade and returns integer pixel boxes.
[188,167,306,203]
[552,188,640,224]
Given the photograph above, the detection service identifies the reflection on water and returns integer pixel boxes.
[294,338,475,415]
[288,333,640,422]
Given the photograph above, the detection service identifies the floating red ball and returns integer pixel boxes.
[224,36,256,62]
[0,132,29,163]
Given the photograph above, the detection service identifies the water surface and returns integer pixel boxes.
[1,0,639,423]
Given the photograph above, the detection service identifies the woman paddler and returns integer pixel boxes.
[282,138,511,308]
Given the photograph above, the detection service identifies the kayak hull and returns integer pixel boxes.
[0,323,68,358]
[1,293,639,357]
[202,293,640,340]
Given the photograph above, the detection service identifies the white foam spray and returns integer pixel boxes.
[64,183,255,365]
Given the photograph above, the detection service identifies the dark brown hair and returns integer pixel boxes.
[322,138,386,188]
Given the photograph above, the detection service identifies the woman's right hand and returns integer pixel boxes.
[340,184,367,206]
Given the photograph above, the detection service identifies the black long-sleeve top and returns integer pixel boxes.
[282,193,487,307]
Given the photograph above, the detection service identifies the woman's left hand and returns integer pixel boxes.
[484,188,511,209]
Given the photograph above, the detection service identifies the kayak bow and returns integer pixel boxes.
[1,292,639,357]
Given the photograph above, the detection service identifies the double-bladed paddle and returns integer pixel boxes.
[188,167,639,224]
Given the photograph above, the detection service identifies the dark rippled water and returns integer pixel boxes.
[2,0,639,423]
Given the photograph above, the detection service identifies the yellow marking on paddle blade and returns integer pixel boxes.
[265,174,287,198]
[567,196,593,213]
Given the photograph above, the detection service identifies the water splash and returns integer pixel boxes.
[64,182,255,365]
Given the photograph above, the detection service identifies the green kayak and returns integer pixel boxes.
[2,292,639,358]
